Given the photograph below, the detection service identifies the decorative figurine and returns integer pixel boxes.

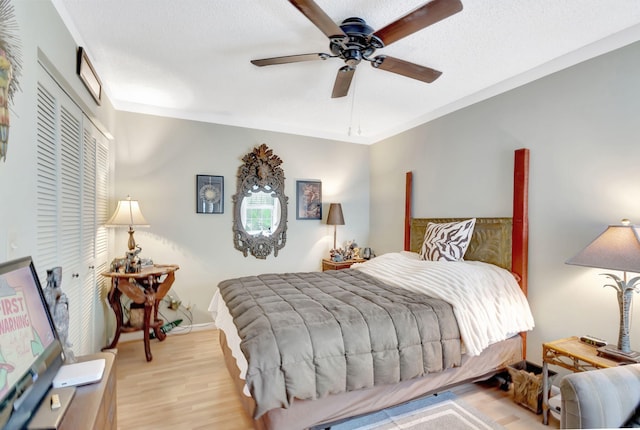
[125,245,143,273]
[44,267,75,363]
[330,239,359,262]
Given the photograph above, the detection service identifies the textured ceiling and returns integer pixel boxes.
[53,1,640,144]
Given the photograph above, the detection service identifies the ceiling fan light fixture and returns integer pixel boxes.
[343,49,362,66]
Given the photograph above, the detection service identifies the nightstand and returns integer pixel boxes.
[541,336,618,425]
[322,258,365,271]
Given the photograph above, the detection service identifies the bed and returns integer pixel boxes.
[209,149,531,430]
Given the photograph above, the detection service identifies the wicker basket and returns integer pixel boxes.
[129,302,146,329]
[507,361,557,414]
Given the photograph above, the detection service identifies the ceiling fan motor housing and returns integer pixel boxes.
[330,17,383,66]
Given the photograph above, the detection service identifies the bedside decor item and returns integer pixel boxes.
[232,144,288,259]
[197,174,224,214]
[330,239,359,262]
[327,203,345,251]
[0,0,23,162]
[105,196,150,253]
[76,46,102,104]
[566,219,640,362]
[296,180,322,220]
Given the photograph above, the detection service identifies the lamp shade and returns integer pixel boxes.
[566,221,640,273]
[326,203,345,226]
[105,197,149,228]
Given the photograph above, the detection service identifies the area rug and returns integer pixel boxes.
[323,391,505,430]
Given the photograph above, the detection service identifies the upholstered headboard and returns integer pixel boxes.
[409,217,512,271]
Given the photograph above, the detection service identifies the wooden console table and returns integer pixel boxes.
[30,352,117,430]
[101,264,179,361]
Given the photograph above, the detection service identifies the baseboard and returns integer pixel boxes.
[118,322,216,343]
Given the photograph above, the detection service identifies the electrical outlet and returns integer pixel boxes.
[6,230,18,258]
[169,297,181,311]
[165,294,182,311]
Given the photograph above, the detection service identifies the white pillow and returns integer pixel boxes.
[420,218,476,261]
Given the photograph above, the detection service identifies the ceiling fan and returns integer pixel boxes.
[251,0,463,98]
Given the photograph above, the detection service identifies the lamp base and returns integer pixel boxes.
[127,227,137,251]
[597,346,640,363]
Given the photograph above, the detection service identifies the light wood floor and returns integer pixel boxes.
[116,329,559,430]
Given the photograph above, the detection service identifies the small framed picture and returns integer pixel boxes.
[76,47,102,105]
[296,180,322,220]
[196,175,224,214]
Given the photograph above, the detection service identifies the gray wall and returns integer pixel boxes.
[370,40,640,362]
[111,112,370,322]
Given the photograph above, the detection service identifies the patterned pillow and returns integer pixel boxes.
[420,218,476,261]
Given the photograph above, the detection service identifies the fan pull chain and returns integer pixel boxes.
[348,73,357,136]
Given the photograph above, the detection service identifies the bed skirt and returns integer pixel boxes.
[218,329,522,430]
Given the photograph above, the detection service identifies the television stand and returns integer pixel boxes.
[28,352,117,430]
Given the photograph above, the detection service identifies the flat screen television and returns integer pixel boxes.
[0,256,64,430]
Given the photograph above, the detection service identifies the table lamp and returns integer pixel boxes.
[326,203,345,250]
[105,196,149,251]
[566,219,640,362]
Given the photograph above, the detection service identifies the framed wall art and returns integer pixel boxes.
[196,175,224,214]
[296,180,322,220]
[76,47,102,105]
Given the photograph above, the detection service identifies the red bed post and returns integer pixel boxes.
[404,171,413,251]
[512,148,530,357]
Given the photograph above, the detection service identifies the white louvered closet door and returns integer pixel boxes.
[36,64,110,355]
[80,125,97,354]
[80,122,110,352]
[94,134,110,348]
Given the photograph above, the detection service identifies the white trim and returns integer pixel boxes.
[118,322,216,343]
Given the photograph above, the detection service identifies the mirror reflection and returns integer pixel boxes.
[240,189,281,236]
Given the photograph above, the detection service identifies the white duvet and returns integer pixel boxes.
[352,252,534,356]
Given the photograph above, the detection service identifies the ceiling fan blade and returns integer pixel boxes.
[373,0,463,46]
[331,66,355,98]
[289,0,347,40]
[372,56,442,83]
[251,53,329,67]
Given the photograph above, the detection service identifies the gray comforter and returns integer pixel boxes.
[218,269,461,418]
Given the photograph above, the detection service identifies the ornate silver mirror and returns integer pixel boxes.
[233,144,288,259]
